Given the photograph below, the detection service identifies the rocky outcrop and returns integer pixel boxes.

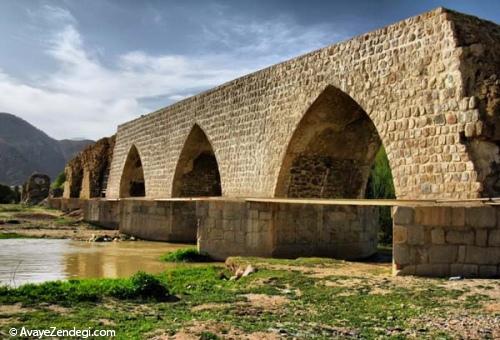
[22,173,50,205]
[63,136,116,199]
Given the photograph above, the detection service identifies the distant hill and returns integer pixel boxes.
[58,139,95,160]
[0,113,94,185]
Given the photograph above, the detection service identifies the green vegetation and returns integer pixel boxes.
[160,248,212,263]
[1,259,495,339]
[50,171,66,190]
[0,272,170,306]
[366,146,396,243]
[0,184,20,204]
[0,233,31,239]
[0,204,24,213]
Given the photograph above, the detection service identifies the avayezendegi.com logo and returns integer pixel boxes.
[9,326,115,338]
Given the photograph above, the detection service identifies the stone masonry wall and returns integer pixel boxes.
[197,200,378,260]
[450,12,500,197]
[119,200,197,242]
[106,8,499,200]
[83,199,120,230]
[393,205,500,277]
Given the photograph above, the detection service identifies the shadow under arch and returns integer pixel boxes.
[275,85,385,199]
[171,124,222,197]
[119,144,145,198]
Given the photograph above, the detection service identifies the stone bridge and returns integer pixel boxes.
[56,8,500,278]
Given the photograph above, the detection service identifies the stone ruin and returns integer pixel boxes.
[63,136,115,199]
[22,173,50,205]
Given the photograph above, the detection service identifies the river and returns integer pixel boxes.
[0,239,192,286]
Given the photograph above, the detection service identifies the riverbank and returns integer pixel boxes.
[0,204,120,241]
[0,204,499,339]
[1,255,499,339]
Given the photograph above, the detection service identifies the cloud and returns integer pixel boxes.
[0,5,342,140]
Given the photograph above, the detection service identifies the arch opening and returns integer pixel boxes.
[275,86,383,199]
[172,125,222,197]
[119,145,145,198]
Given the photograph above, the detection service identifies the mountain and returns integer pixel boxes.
[58,139,95,161]
[0,113,94,185]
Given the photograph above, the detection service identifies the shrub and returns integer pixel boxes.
[160,248,212,263]
[51,172,66,190]
[130,271,170,301]
[0,184,17,204]
[366,146,396,244]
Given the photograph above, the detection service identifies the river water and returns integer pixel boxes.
[0,239,192,287]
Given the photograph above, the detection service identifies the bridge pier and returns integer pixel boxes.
[196,200,378,260]
[47,197,500,277]
[393,205,500,278]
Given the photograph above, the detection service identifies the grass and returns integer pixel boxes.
[1,259,495,339]
[0,204,25,213]
[0,232,32,239]
[160,248,212,263]
[0,272,171,306]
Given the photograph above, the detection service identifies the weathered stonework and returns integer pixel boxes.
[83,199,121,230]
[393,205,500,277]
[119,199,197,242]
[63,136,115,199]
[197,200,379,260]
[104,8,499,201]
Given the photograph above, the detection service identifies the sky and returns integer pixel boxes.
[0,0,498,140]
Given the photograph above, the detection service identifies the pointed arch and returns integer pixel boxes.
[119,145,145,198]
[275,85,384,198]
[172,124,222,197]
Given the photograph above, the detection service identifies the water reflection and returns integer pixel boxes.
[0,239,192,286]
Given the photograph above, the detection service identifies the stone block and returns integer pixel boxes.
[393,244,411,265]
[431,228,445,244]
[223,231,235,242]
[450,264,464,276]
[411,247,428,264]
[407,226,425,245]
[394,264,416,276]
[457,245,466,263]
[462,264,479,277]
[450,208,466,227]
[392,206,414,225]
[445,230,474,244]
[429,245,457,263]
[259,211,272,221]
[415,207,452,227]
[475,229,488,246]
[465,246,500,265]
[393,225,408,244]
[466,207,496,228]
[478,265,497,278]
[489,230,500,246]
[249,210,259,220]
[416,264,450,277]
